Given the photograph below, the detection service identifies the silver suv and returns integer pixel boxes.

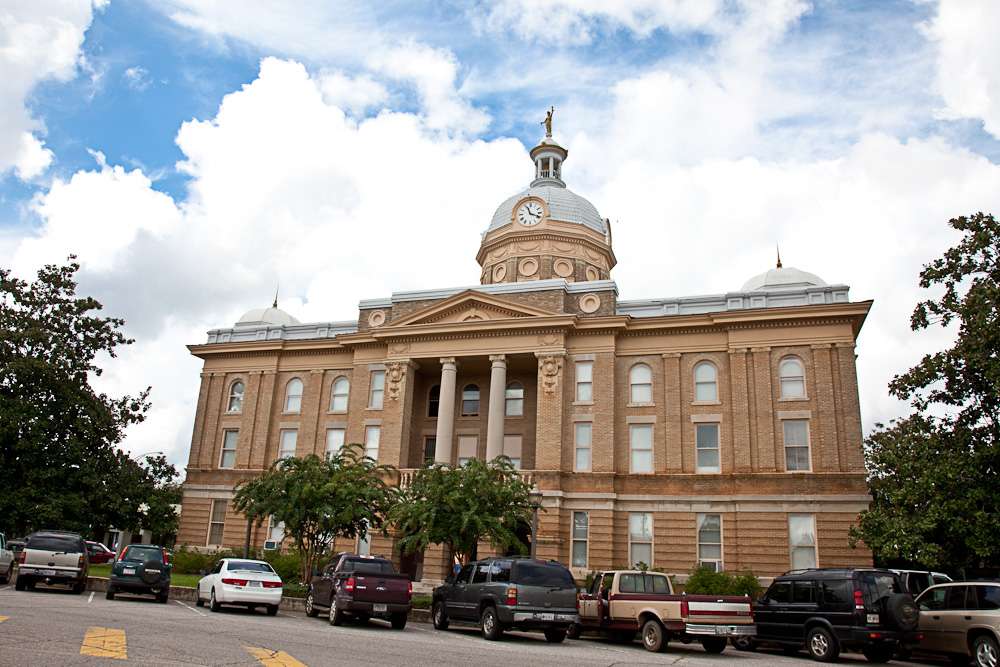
[915,582,1000,667]
[0,533,14,584]
[15,531,89,594]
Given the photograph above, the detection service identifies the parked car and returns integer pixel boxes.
[7,539,25,556]
[747,568,921,662]
[86,541,116,565]
[196,558,283,615]
[106,544,171,603]
[574,569,755,653]
[305,553,411,629]
[14,530,88,593]
[0,533,14,584]
[432,557,577,642]
[892,569,953,596]
[913,581,1000,667]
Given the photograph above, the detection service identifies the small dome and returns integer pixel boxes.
[741,266,827,292]
[488,184,606,234]
[236,306,300,327]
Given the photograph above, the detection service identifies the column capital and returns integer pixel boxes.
[728,347,749,355]
[439,357,458,368]
[489,354,506,365]
[310,369,324,375]
[661,352,682,359]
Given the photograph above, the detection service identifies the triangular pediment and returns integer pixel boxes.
[390,290,560,327]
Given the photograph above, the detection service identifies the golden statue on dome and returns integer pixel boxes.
[541,106,554,138]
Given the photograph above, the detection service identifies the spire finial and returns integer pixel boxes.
[272,283,279,309]
[776,245,783,269]
[541,106,554,138]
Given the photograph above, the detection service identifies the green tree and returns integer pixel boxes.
[391,457,539,566]
[138,454,183,546]
[0,258,150,537]
[850,212,1000,572]
[232,446,396,583]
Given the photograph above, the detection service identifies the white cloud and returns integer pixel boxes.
[0,0,105,179]
[123,65,151,91]
[318,70,389,116]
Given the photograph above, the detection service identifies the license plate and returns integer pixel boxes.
[123,568,135,575]
[536,613,554,621]
[248,581,261,587]
[717,626,738,635]
[373,604,387,613]
[867,614,880,625]
[39,569,56,576]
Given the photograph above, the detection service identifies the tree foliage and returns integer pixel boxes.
[231,446,396,583]
[0,258,152,538]
[391,457,539,565]
[850,213,1000,572]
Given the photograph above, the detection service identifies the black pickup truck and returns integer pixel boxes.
[305,553,412,629]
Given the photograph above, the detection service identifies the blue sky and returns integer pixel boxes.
[4,0,1000,465]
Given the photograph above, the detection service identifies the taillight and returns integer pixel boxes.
[78,554,85,567]
[222,578,248,586]
[262,581,282,589]
[681,598,689,617]
[17,551,25,565]
[344,577,356,593]
[407,581,413,599]
[162,550,170,565]
[505,586,517,606]
[854,589,865,610]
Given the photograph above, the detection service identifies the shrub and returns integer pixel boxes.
[684,565,762,598]
[262,550,303,583]
[169,546,238,575]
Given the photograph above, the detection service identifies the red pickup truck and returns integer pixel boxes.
[305,553,412,629]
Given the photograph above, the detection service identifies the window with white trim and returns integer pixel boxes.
[207,499,227,546]
[779,357,806,399]
[423,436,436,464]
[364,425,380,460]
[574,422,592,472]
[789,514,817,569]
[458,435,477,466]
[267,517,285,545]
[357,520,371,556]
[278,429,297,459]
[629,512,653,567]
[576,361,593,402]
[783,419,811,471]
[503,435,522,469]
[629,363,652,403]
[572,512,588,568]
[284,378,303,413]
[695,423,720,473]
[368,371,385,409]
[219,430,238,469]
[629,424,653,473]
[694,362,718,401]
[330,377,350,412]
[505,382,524,417]
[227,381,244,413]
[325,428,345,459]
[697,513,723,571]
[461,384,480,416]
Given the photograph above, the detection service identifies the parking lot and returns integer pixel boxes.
[0,583,950,667]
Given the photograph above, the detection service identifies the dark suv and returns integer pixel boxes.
[432,557,578,643]
[107,544,172,603]
[747,568,920,662]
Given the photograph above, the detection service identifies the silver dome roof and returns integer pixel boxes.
[488,184,606,234]
[741,266,827,292]
[236,306,301,327]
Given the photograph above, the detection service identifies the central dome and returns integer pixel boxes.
[488,184,606,234]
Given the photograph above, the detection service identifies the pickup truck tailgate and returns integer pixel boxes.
[352,574,410,605]
[686,595,754,624]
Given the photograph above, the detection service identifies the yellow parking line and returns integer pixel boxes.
[245,646,307,667]
[80,627,127,660]
[0,616,8,623]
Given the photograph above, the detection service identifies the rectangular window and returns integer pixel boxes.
[783,420,811,471]
[695,423,720,473]
[219,430,238,469]
[208,499,227,546]
[458,435,477,466]
[629,424,653,473]
[325,428,345,459]
[789,514,817,569]
[368,370,385,409]
[629,512,653,567]
[357,520,371,556]
[503,435,522,469]
[574,422,592,472]
[278,429,297,460]
[571,512,588,568]
[697,513,722,571]
[267,517,285,545]
[423,436,436,464]
[364,426,380,460]
[461,386,479,416]
[575,361,593,402]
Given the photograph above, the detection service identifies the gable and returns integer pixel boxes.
[389,290,559,327]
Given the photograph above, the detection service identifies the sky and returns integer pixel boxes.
[3,0,1000,470]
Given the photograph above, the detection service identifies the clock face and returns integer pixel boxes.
[517,201,544,226]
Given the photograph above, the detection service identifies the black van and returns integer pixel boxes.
[744,568,920,662]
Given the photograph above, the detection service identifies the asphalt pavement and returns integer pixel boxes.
[0,583,946,667]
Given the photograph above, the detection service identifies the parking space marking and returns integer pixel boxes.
[0,615,8,623]
[81,626,127,660]
[87,592,94,604]
[246,646,307,666]
[175,599,206,616]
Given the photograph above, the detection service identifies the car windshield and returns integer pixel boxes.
[27,535,82,553]
[226,561,275,573]
[344,558,393,574]
[121,546,163,563]
[512,561,575,588]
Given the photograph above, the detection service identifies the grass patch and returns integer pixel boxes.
[412,594,431,609]
[89,564,202,589]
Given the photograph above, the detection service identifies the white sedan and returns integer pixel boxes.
[195,558,283,615]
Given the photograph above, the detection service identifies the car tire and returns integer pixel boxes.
[641,619,668,652]
[544,627,567,644]
[862,645,895,663]
[209,588,221,613]
[106,588,115,600]
[973,635,999,667]
[305,592,318,618]
[14,576,26,592]
[702,637,727,654]
[806,626,840,662]
[157,591,169,604]
[432,601,449,630]
[885,594,919,632]
[73,581,85,595]
[266,605,278,617]
[328,596,344,626]
[390,612,407,630]
[732,636,757,651]
[566,623,581,640]
[0,564,10,584]
[195,594,204,608]
[480,606,503,641]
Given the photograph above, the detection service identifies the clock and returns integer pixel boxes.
[516,201,543,226]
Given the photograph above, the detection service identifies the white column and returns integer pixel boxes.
[485,354,507,460]
[434,358,458,465]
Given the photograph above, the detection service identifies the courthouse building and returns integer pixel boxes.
[177,120,874,582]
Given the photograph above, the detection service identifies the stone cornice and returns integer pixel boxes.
[476,229,617,268]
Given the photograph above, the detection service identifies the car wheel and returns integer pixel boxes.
[480,606,503,641]
[106,587,115,601]
[641,619,668,652]
[266,605,278,617]
[14,575,26,592]
[432,601,449,630]
[544,627,567,644]
[974,635,999,667]
[209,588,221,612]
[157,591,169,604]
[195,593,204,608]
[806,627,840,662]
[701,637,727,654]
[390,612,407,630]
[73,581,85,595]
[305,592,318,618]
[566,623,581,640]
[732,636,757,651]
[0,564,10,584]
[328,596,344,626]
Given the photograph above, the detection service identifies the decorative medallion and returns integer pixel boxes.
[538,333,559,347]
[579,293,601,314]
[518,257,539,277]
[585,266,600,282]
[367,310,386,327]
[553,258,574,278]
[386,361,408,401]
[538,354,564,395]
[493,264,507,282]
[390,343,411,356]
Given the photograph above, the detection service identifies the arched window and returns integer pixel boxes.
[505,381,524,417]
[284,378,303,413]
[330,376,350,412]
[461,384,480,416]
[428,385,440,418]
[629,363,653,404]
[779,357,806,399]
[227,380,244,413]
[694,362,718,402]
